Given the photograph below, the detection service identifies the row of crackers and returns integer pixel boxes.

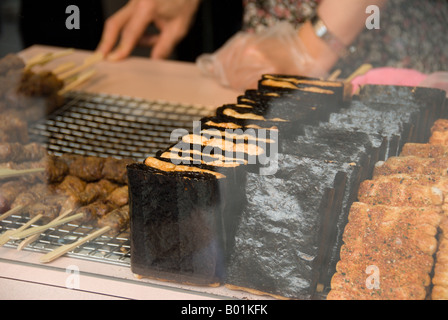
[327,119,448,300]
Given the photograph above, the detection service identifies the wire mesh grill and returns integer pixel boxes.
[28,91,214,161]
[1,91,214,266]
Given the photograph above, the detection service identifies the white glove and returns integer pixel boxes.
[196,22,328,91]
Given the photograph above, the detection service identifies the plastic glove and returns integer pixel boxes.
[196,22,328,91]
[350,67,428,95]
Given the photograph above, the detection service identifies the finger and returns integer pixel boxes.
[150,20,186,60]
[108,1,157,61]
[96,4,135,56]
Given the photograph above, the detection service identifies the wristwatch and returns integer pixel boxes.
[310,14,356,58]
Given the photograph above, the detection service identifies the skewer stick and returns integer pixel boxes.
[58,52,103,81]
[17,207,75,251]
[0,214,43,246]
[59,69,97,95]
[344,64,373,83]
[9,212,84,240]
[52,61,77,75]
[39,226,111,263]
[0,205,25,222]
[0,168,45,180]
[25,48,75,70]
[327,69,341,81]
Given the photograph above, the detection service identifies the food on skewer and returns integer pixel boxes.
[97,205,130,235]
[101,157,135,185]
[0,53,25,76]
[0,142,48,163]
[0,180,29,214]
[68,156,105,182]
[0,114,29,144]
[39,205,130,264]
[78,179,119,205]
[105,185,129,208]
[72,200,116,225]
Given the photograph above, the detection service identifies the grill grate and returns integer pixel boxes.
[28,91,214,161]
[1,91,214,266]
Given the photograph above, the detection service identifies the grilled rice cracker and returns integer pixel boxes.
[401,143,448,158]
[344,204,441,255]
[373,156,448,178]
[328,266,428,300]
[432,218,448,299]
[431,119,448,133]
[357,178,444,207]
[429,131,448,146]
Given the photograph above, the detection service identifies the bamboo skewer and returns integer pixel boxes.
[0,205,26,222]
[0,214,43,246]
[59,69,97,95]
[39,226,111,263]
[17,207,75,251]
[52,61,77,75]
[0,168,45,180]
[25,48,75,70]
[344,64,373,83]
[9,212,84,240]
[58,52,103,81]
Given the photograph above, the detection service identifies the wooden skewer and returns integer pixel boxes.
[58,52,103,81]
[52,61,77,75]
[25,48,75,70]
[344,64,373,83]
[0,168,45,180]
[39,226,111,263]
[0,214,43,246]
[59,69,97,95]
[327,69,341,81]
[17,207,75,251]
[0,205,26,222]
[9,212,84,240]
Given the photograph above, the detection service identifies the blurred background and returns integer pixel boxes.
[0,0,243,61]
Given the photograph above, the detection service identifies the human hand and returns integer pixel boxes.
[196,22,328,91]
[97,0,201,61]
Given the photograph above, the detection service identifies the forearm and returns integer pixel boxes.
[299,0,388,72]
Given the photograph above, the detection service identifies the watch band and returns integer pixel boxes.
[310,15,355,58]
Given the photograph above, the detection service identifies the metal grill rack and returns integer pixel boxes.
[1,91,215,266]
[28,91,214,161]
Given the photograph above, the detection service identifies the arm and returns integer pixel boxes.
[299,0,388,72]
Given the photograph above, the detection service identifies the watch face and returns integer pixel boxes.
[314,20,328,38]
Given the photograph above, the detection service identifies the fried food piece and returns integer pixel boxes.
[97,205,130,234]
[73,200,115,225]
[373,156,448,178]
[429,131,448,146]
[432,217,448,300]
[0,142,47,163]
[101,157,134,185]
[328,203,442,300]
[69,156,105,182]
[357,177,444,207]
[431,119,448,133]
[400,143,448,158]
[106,185,128,208]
